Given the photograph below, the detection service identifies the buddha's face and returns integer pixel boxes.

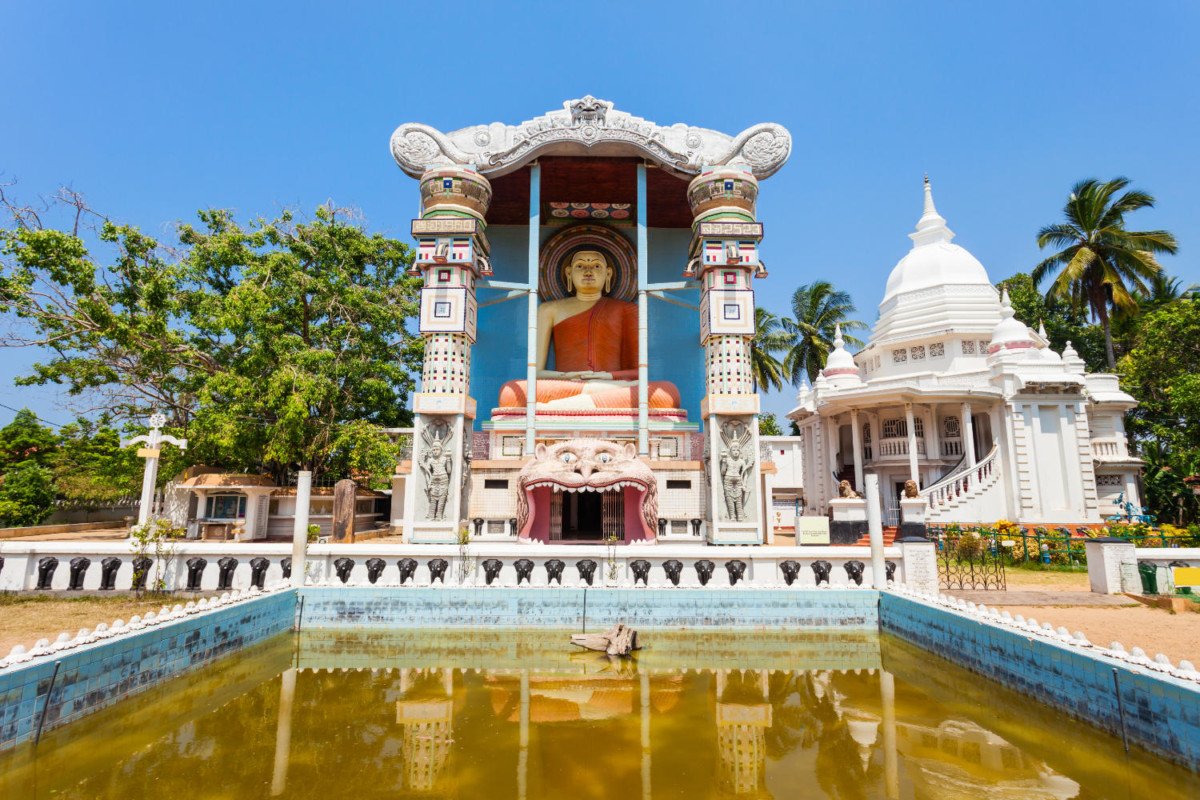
[565,250,612,294]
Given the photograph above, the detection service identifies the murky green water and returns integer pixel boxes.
[2,629,1197,799]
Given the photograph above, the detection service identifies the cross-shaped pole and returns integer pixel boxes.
[122,413,188,527]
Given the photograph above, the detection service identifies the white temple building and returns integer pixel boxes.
[788,179,1142,526]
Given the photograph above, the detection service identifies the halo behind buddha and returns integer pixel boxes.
[539,224,637,302]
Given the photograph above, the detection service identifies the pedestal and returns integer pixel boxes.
[1084,537,1137,595]
[829,497,868,545]
[898,537,938,594]
[899,498,927,539]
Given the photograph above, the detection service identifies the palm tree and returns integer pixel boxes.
[750,307,789,392]
[781,281,867,385]
[1033,178,1178,368]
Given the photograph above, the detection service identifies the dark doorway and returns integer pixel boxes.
[562,492,604,540]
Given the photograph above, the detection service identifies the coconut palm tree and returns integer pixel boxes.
[1033,178,1178,368]
[750,307,790,392]
[781,281,867,385]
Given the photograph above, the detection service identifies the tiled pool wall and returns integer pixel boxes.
[0,590,295,751]
[296,587,881,630]
[880,592,1200,771]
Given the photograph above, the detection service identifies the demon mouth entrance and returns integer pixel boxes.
[558,490,608,541]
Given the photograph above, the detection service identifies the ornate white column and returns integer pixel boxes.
[690,168,765,544]
[406,168,492,542]
[904,402,919,484]
[927,403,941,461]
[850,409,864,493]
[961,401,977,466]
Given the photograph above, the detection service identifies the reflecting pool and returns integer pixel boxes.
[2,628,1197,799]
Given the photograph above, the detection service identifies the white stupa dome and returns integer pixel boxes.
[989,288,1034,353]
[867,178,1001,346]
[821,324,864,387]
[881,178,992,303]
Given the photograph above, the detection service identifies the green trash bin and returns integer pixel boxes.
[1138,562,1158,595]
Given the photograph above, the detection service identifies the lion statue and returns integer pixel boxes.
[903,479,920,498]
[837,480,860,499]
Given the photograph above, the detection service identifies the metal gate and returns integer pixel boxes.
[937,536,1007,590]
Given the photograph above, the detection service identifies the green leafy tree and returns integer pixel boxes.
[758,412,782,436]
[50,417,143,507]
[0,408,58,471]
[781,281,867,385]
[1120,299,1200,523]
[750,307,789,392]
[1033,178,1178,368]
[1,192,421,483]
[0,460,56,526]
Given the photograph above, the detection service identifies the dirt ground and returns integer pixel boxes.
[0,595,183,654]
[954,568,1200,665]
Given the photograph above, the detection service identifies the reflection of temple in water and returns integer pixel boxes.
[715,670,773,798]
[896,719,1080,800]
[395,668,456,793]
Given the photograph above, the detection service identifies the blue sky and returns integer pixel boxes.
[2,1,1197,427]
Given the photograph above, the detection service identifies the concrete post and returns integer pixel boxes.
[1084,537,1138,595]
[865,474,886,589]
[290,471,312,588]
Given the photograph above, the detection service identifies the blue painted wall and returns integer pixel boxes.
[298,587,878,629]
[469,225,704,429]
[0,592,295,752]
[880,592,1200,771]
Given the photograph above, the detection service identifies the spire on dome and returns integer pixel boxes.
[1037,321,1048,338]
[909,175,955,247]
[833,323,844,349]
[999,287,1014,318]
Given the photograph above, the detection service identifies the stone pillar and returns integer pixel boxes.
[961,401,977,467]
[904,402,919,484]
[850,409,864,493]
[1084,537,1138,595]
[407,167,491,543]
[332,478,357,542]
[690,167,764,544]
[898,537,937,594]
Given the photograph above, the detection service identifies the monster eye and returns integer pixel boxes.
[559,452,578,464]
[597,452,613,464]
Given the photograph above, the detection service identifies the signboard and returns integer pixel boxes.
[1173,566,1200,587]
[136,448,161,459]
[797,516,830,545]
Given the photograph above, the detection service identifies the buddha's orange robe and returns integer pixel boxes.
[498,297,682,410]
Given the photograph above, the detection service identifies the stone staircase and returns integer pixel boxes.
[925,445,1005,524]
[853,526,897,547]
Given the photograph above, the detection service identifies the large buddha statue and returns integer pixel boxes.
[498,249,682,412]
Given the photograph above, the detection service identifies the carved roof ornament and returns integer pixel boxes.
[390,96,791,180]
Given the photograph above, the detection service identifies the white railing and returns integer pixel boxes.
[923,444,999,511]
[1092,440,1124,458]
[875,438,926,458]
[940,439,963,458]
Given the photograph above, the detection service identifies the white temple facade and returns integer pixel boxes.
[788,180,1142,526]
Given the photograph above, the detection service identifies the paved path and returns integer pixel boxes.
[949,589,1138,607]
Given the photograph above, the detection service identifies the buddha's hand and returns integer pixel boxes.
[578,371,614,381]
